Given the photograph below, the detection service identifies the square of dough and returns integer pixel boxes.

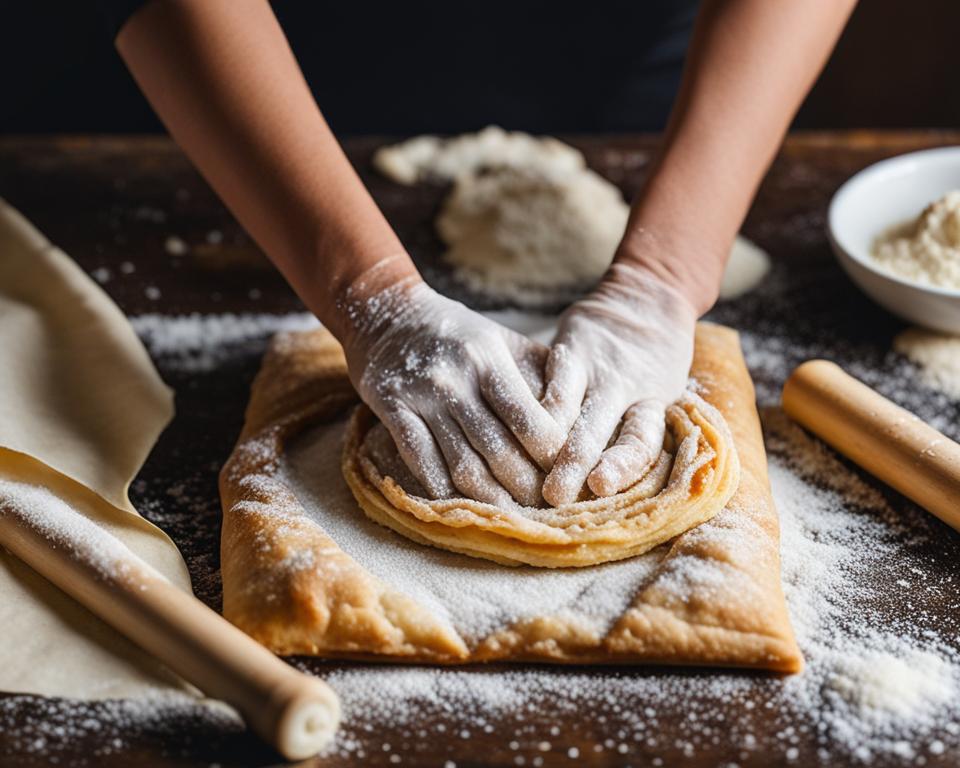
[219,323,802,671]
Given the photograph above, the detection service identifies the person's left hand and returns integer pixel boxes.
[540,262,698,506]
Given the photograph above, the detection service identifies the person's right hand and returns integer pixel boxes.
[342,273,566,507]
[540,262,697,506]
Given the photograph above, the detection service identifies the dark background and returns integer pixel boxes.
[2,0,960,136]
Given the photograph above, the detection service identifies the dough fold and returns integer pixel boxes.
[343,390,738,567]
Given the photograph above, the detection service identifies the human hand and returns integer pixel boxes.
[540,262,697,506]
[342,273,566,507]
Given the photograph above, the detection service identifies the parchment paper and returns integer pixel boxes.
[0,199,193,699]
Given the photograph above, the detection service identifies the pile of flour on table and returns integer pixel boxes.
[376,127,770,306]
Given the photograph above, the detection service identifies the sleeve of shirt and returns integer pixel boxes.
[98,0,156,38]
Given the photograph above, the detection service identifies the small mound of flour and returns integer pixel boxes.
[894,327,960,399]
[437,166,629,306]
[376,130,771,306]
[872,191,960,289]
[720,236,771,300]
[825,648,954,724]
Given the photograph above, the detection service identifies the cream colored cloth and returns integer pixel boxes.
[0,199,192,699]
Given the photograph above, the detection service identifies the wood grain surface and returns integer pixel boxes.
[1,132,959,767]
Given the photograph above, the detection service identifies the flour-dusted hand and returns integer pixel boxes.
[342,267,566,507]
[541,263,698,505]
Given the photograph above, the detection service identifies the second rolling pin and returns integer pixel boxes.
[782,359,960,532]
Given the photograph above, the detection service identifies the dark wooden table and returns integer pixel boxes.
[1,132,959,767]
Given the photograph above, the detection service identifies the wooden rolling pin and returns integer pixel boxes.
[0,482,340,761]
[782,359,960,532]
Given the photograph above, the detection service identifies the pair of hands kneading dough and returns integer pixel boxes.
[220,319,809,670]
[341,258,697,510]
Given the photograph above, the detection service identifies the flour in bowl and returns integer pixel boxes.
[871,190,960,290]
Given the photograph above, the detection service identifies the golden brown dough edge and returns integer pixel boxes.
[341,395,738,568]
[218,322,803,672]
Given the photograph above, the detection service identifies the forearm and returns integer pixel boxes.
[116,0,417,340]
[620,0,856,313]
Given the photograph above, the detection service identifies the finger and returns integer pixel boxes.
[380,407,456,499]
[361,422,431,495]
[541,393,624,507]
[449,398,544,507]
[587,400,666,497]
[540,343,588,435]
[505,335,549,399]
[480,360,567,472]
[424,411,517,507]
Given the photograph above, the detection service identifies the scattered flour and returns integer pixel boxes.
[871,191,960,290]
[825,649,954,725]
[164,236,188,257]
[894,327,960,399]
[11,311,953,764]
[0,693,241,760]
[130,312,318,372]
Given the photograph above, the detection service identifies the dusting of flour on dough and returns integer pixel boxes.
[314,406,960,765]
[283,421,666,641]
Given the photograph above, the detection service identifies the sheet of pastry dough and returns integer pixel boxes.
[220,322,803,671]
[0,199,193,699]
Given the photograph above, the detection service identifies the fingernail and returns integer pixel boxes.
[587,463,617,497]
[542,473,576,507]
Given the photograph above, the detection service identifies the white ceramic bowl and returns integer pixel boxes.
[828,146,960,334]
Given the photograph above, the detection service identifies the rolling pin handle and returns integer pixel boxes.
[261,671,342,761]
[783,358,960,533]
